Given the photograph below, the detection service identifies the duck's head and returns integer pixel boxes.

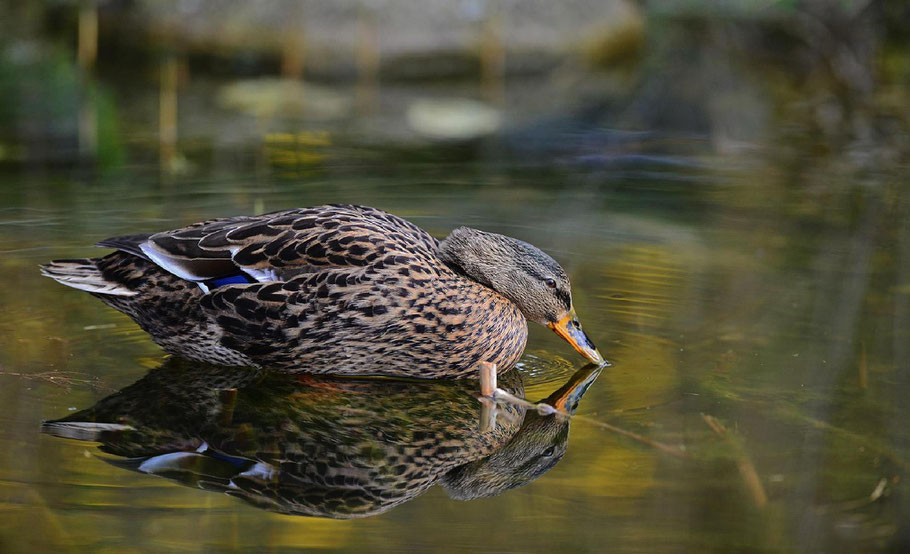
[439,227,605,366]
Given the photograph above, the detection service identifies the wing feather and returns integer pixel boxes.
[141,205,440,283]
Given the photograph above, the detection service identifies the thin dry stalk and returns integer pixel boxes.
[0,369,110,392]
[574,415,688,458]
[702,413,768,508]
[488,387,688,458]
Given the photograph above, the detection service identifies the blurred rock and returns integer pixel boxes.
[216,78,351,120]
[102,0,644,79]
[406,98,501,140]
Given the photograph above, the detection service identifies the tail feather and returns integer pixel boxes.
[40,259,138,296]
[95,233,154,261]
[40,421,135,441]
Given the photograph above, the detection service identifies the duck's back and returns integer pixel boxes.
[44,205,528,377]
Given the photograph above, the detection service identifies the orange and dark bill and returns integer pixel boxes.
[547,309,605,366]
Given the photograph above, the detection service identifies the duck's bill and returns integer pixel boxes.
[547,310,606,366]
[544,363,606,413]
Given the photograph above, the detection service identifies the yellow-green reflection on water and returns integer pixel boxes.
[1,158,908,552]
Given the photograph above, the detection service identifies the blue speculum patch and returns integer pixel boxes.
[206,274,255,288]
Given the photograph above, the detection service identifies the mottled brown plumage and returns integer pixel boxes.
[41,204,602,378]
[41,359,602,518]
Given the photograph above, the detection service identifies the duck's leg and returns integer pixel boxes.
[479,361,497,396]
[478,362,498,431]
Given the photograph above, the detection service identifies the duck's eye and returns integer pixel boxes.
[544,278,557,289]
[541,446,556,457]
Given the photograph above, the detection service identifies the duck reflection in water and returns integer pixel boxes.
[42,360,602,519]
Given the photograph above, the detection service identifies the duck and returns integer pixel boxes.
[41,204,603,378]
[40,358,603,518]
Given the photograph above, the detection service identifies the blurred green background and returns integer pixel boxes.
[1,1,910,552]
[1,0,906,173]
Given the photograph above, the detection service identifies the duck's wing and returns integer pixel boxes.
[129,205,439,284]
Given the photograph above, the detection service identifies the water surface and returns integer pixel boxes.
[2,143,907,552]
[2,5,910,547]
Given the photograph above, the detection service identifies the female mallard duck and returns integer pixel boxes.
[41,359,601,518]
[41,204,602,378]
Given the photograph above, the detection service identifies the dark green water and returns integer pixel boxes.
[3,4,910,551]
[2,143,908,552]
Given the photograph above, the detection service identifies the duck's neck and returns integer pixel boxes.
[437,227,510,294]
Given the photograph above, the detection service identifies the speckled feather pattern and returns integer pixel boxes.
[43,360,528,518]
[48,205,529,377]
